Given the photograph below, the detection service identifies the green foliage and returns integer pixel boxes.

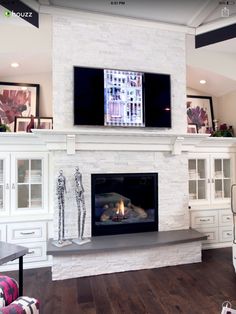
[211,123,234,137]
[0,123,11,132]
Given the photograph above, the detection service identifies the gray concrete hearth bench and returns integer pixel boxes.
[47,229,207,280]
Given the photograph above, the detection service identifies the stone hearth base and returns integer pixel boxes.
[51,241,202,280]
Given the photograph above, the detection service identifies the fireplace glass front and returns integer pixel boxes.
[91,173,158,236]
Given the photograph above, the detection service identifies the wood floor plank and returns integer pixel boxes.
[77,276,94,304]
[90,275,115,314]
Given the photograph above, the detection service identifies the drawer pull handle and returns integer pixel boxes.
[27,250,35,255]
[226,217,231,220]
[226,233,232,236]
[199,218,210,222]
[20,231,35,235]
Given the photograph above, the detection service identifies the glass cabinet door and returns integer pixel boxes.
[16,159,43,210]
[188,159,207,201]
[0,155,10,215]
[0,160,4,212]
[213,158,231,200]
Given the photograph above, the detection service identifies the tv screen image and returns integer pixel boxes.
[74,66,171,128]
[104,69,144,127]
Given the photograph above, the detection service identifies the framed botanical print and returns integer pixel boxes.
[0,82,39,131]
[187,95,214,134]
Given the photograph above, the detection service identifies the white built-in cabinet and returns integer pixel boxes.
[0,151,51,270]
[189,152,234,249]
[0,152,48,216]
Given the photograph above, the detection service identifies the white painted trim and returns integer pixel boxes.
[66,135,76,155]
[187,0,219,28]
[39,4,195,34]
[172,136,184,155]
[196,16,236,34]
[32,129,209,154]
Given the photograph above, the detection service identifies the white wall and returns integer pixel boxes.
[52,12,187,133]
[0,72,52,117]
[217,90,236,132]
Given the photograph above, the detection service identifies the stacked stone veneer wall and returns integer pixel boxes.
[52,242,201,280]
[53,150,189,240]
[50,12,200,279]
[50,149,198,280]
[52,12,187,132]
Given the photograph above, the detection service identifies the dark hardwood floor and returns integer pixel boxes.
[3,247,236,314]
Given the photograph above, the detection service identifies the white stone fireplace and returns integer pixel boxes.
[35,129,207,280]
[43,9,207,280]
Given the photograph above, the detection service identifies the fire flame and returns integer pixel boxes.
[116,199,125,216]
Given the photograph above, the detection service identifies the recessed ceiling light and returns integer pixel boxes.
[11,62,19,68]
[200,79,206,84]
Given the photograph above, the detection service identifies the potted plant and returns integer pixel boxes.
[0,118,10,132]
[211,123,234,137]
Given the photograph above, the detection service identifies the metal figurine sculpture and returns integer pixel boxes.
[73,167,90,245]
[52,170,71,247]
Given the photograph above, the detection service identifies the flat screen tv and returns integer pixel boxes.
[74,66,171,128]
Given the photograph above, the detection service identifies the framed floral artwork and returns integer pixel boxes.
[0,82,40,131]
[186,95,214,134]
[14,116,39,132]
[38,117,53,129]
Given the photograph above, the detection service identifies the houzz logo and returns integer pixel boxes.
[4,10,33,18]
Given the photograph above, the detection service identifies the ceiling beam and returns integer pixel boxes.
[37,0,51,4]
[187,0,219,28]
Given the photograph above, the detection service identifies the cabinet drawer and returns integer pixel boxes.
[191,211,218,228]
[219,226,233,242]
[219,210,232,226]
[6,242,47,265]
[23,242,47,263]
[195,227,219,244]
[0,225,6,241]
[7,222,47,243]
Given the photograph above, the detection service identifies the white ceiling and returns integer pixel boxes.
[37,0,236,28]
[0,0,235,96]
[187,65,236,97]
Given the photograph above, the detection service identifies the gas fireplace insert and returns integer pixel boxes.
[91,173,158,236]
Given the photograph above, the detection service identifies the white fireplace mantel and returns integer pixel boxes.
[30,128,210,155]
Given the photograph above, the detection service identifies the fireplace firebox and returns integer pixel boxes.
[91,173,158,236]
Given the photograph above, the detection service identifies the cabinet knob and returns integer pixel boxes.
[12,183,15,189]
[5,183,9,190]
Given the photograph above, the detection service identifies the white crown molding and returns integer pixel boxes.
[38,4,195,34]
